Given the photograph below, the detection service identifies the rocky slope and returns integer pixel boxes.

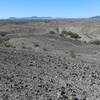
[0,19,100,100]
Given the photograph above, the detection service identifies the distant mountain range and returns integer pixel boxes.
[89,16,100,20]
[8,16,53,20]
[1,16,100,20]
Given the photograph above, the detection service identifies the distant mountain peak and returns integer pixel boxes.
[90,16,100,20]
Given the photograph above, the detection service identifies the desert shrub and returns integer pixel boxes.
[34,43,39,47]
[90,40,100,45]
[62,30,69,35]
[0,38,14,48]
[0,32,7,37]
[49,30,56,34]
[0,37,10,44]
[60,30,68,37]
[3,41,15,48]
[4,42,11,47]
[59,33,64,37]
[60,31,81,39]
[60,31,67,37]
[70,32,81,39]
[56,27,59,33]
[69,50,76,58]
[43,48,48,51]
[0,38,3,44]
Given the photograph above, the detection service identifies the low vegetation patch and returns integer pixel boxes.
[89,40,100,45]
[0,37,9,44]
[34,43,40,47]
[69,50,76,58]
[0,37,14,48]
[0,38,4,44]
[49,30,56,34]
[48,29,81,40]
[3,41,14,48]
[60,31,81,39]
[0,32,7,37]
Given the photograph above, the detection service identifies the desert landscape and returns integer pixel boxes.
[0,19,100,100]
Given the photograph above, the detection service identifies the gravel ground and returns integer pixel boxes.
[0,48,100,100]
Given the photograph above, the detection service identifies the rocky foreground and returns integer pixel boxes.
[0,48,100,100]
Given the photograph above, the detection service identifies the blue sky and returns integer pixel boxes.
[0,0,100,18]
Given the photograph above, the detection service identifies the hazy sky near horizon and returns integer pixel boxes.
[0,0,100,18]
